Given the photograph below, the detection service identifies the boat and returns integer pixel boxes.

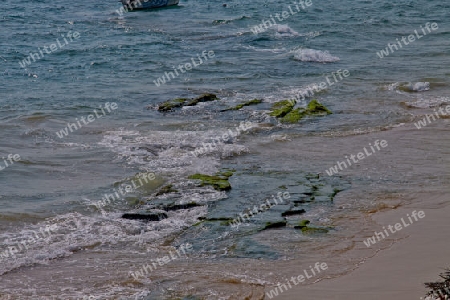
[120,0,179,10]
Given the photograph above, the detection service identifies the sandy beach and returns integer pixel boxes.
[273,119,450,300]
[278,198,448,299]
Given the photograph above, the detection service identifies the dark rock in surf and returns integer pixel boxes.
[163,202,202,211]
[122,211,168,221]
[157,93,219,112]
[281,208,306,217]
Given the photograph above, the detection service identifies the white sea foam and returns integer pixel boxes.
[274,24,299,37]
[404,81,430,92]
[293,48,340,63]
[385,82,430,93]
[404,96,450,109]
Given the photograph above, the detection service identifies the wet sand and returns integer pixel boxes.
[272,118,450,300]
[279,196,449,300]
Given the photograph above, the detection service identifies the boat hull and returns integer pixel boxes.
[121,0,179,10]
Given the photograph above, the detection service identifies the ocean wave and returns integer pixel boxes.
[298,31,321,38]
[212,15,251,25]
[274,24,299,37]
[400,82,430,92]
[292,48,340,63]
[401,96,450,109]
[384,81,431,94]
[0,206,209,277]
[241,45,287,53]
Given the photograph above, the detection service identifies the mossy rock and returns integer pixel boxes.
[280,108,307,123]
[270,99,332,123]
[222,99,263,111]
[281,208,306,217]
[155,184,178,196]
[163,202,201,211]
[263,220,287,230]
[264,221,287,230]
[192,220,205,227]
[219,219,235,226]
[158,93,219,111]
[185,93,219,106]
[269,100,296,118]
[296,219,311,229]
[188,172,233,191]
[294,219,329,233]
[158,98,187,112]
[306,99,332,115]
[279,100,332,123]
[330,188,343,201]
[305,173,320,180]
[301,227,329,234]
[218,170,235,178]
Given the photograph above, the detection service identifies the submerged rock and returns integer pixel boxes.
[306,99,332,115]
[185,93,219,106]
[163,202,202,211]
[158,98,187,112]
[188,170,234,191]
[157,93,219,112]
[188,174,231,191]
[269,99,332,123]
[281,108,307,123]
[330,188,343,201]
[155,184,178,196]
[122,211,168,221]
[269,100,296,118]
[294,219,329,233]
[221,99,263,111]
[295,219,310,229]
[281,208,306,217]
[263,220,287,230]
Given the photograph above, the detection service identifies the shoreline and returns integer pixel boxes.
[278,195,449,299]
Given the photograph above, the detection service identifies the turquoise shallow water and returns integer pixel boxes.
[0,0,449,298]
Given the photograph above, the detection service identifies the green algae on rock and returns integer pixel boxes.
[219,170,235,178]
[330,188,343,201]
[185,93,219,106]
[221,99,263,111]
[295,219,329,233]
[269,99,332,123]
[281,208,306,217]
[306,99,332,115]
[192,220,205,227]
[157,93,219,112]
[188,171,234,191]
[263,220,287,230]
[296,219,310,229]
[280,108,307,123]
[158,98,188,112]
[269,100,296,118]
[155,184,178,196]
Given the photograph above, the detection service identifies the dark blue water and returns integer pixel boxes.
[0,0,449,298]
